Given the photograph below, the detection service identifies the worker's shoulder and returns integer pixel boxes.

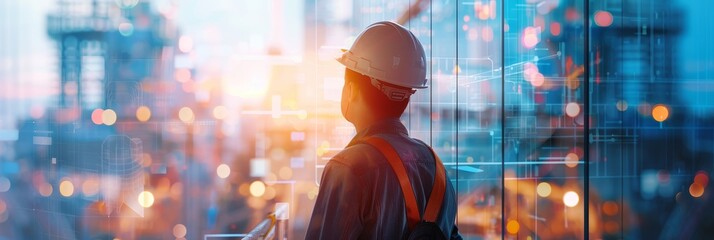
[328,143,384,173]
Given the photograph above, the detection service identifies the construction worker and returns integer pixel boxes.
[306,21,461,239]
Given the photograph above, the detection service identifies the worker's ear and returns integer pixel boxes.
[348,81,360,102]
[341,79,359,122]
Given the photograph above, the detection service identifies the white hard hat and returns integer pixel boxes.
[337,21,428,91]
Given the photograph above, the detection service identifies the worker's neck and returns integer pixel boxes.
[353,115,388,133]
[353,118,371,134]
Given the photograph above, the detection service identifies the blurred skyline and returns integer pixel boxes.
[0,0,307,128]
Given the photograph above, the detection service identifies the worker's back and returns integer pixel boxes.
[306,118,461,239]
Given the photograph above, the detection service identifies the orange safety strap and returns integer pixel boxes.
[423,147,446,222]
[362,137,447,229]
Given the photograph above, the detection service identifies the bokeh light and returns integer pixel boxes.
[316,141,331,156]
[278,167,293,180]
[173,224,187,238]
[182,80,195,93]
[694,171,709,187]
[652,105,669,122]
[565,102,581,117]
[616,100,628,111]
[91,109,104,125]
[563,191,580,207]
[523,62,538,81]
[102,109,117,126]
[178,107,195,124]
[530,72,544,87]
[689,183,705,198]
[249,181,266,197]
[30,105,46,119]
[0,177,10,192]
[481,26,494,42]
[506,220,520,234]
[0,199,6,215]
[307,186,319,200]
[522,26,540,48]
[82,179,100,196]
[213,105,228,120]
[178,35,194,53]
[638,102,653,116]
[59,179,74,197]
[602,201,619,216]
[468,28,479,41]
[170,182,183,199]
[604,221,619,234]
[136,106,151,122]
[594,11,614,27]
[142,153,153,167]
[238,183,250,197]
[565,153,579,168]
[550,21,561,36]
[216,164,231,179]
[38,183,53,197]
[118,22,134,36]
[536,182,552,197]
[138,191,155,208]
[175,68,191,83]
[475,1,492,20]
[453,65,462,74]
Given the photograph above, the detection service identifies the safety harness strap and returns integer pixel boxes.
[362,137,446,229]
[423,146,446,222]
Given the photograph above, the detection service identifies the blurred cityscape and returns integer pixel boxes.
[0,0,713,239]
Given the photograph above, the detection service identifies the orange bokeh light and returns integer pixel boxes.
[602,201,619,216]
[136,106,151,122]
[652,105,669,122]
[690,183,705,198]
[506,220,520,234]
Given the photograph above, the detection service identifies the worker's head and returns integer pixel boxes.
[336,21,428,125]
[341,68,411,123]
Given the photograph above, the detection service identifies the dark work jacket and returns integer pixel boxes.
[306,118,462,240]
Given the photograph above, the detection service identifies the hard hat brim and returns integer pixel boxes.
[336,52,428,89]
